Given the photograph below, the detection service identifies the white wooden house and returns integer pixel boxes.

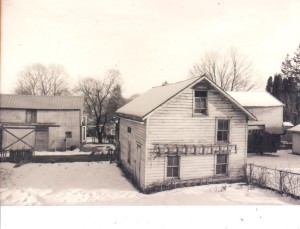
[0,94,84,151]
[116,76,256,192]
[227,91,285,134]
[287,124,300,154]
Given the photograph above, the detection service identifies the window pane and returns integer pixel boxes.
[216,165,222,174]
[195,98,201,109]
[218,120,223,130]
[221,164,227,174]
[195,91,207,97]
[223,120,229,130]
[173,168,179,177]
[173,156,179,166]
[167,167,173,177]
[223,131,228,141]
[167,156,173,166]
[200,98,206,108]
[217,131,223,141]
[217,155,227,163]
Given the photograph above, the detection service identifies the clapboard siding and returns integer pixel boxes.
[0,110,26,123]
[38,110,81,150]
[119,118,147,189]
[145,81,248,186]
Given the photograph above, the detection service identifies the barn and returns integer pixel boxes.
[287,124,300,154]
[116,76,256,192]
[0,94,84,152]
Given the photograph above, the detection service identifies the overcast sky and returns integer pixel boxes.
[2,0,300,97]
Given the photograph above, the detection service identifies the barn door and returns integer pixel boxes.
[1,127,35,150]
[35,126,49,151]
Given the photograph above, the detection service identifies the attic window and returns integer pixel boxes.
[194,91,207,114]
[127,127,132,133]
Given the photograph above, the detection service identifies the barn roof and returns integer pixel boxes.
[0,94,84,110]
[116,76,256,121]
[226,91,284,107]
[287,124,300,133]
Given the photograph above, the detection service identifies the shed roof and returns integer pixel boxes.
[287,124,300,133]
[0,94,84,110]
[116,76,256,121]
[226,91,284,107]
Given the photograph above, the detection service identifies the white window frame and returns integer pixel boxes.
[193,90,208,115]
[82,126,87,142]
[215,154,228,175]
[166,155,180,179]
[216,118,231,144]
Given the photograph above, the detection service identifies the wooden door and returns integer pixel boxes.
[35,126,49,151]
[135,144,141,184]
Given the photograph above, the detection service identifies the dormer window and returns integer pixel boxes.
[194,91,207,114]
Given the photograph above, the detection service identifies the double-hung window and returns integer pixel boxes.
[194,91,207,114]
[216,154,228,175]
[167,156,179,178]
[217,119,230,143]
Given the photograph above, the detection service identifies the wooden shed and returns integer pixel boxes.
[116,76,256,192]
[287,124,300,154]
[0,94,84,151]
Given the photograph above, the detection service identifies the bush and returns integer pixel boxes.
[70,145,77,151]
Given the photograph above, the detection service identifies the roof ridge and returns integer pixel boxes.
[151,76,202,89]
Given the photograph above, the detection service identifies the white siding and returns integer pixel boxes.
[145,81,247,186]
[292,133,300,154]
[247,106,283,134]
[119,118,147,189]
[38,110,81,150]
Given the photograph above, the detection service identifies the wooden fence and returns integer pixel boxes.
[0,150,34,163]
[246,163,300,198]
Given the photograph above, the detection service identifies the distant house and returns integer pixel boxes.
[287,125,300,154]
[116,76,256,192]
[227,91,285,135]
[0,94,84,151]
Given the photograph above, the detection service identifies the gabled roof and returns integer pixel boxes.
[0,94,84,110]
[287,124,300,133]
[226,91,284,107]
[116,76,256,121]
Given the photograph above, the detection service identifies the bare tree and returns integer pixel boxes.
[190,48,255,91]
[14,63,70,95]
[74,69,121,143]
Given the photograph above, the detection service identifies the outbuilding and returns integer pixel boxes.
[0,94,85,151]
[287,124,300,154]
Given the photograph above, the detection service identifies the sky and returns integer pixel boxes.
[1,0,300,97]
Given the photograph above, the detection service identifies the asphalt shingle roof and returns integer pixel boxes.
[0,94,84,110]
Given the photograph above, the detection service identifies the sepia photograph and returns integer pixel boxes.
[1,0,300,228]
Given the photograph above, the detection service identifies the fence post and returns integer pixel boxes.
[249,163,252,185]
[279,170,282,194]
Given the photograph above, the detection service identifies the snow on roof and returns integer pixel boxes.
[116,77,200,119]
[0,94,84,110]
[287,124,300,133]
[226,91,284,107]
[117,76,256,121]
[283,122,294,127]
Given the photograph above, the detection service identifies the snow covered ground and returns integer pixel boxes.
[1,159,299,206]
[247,149,300,173]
